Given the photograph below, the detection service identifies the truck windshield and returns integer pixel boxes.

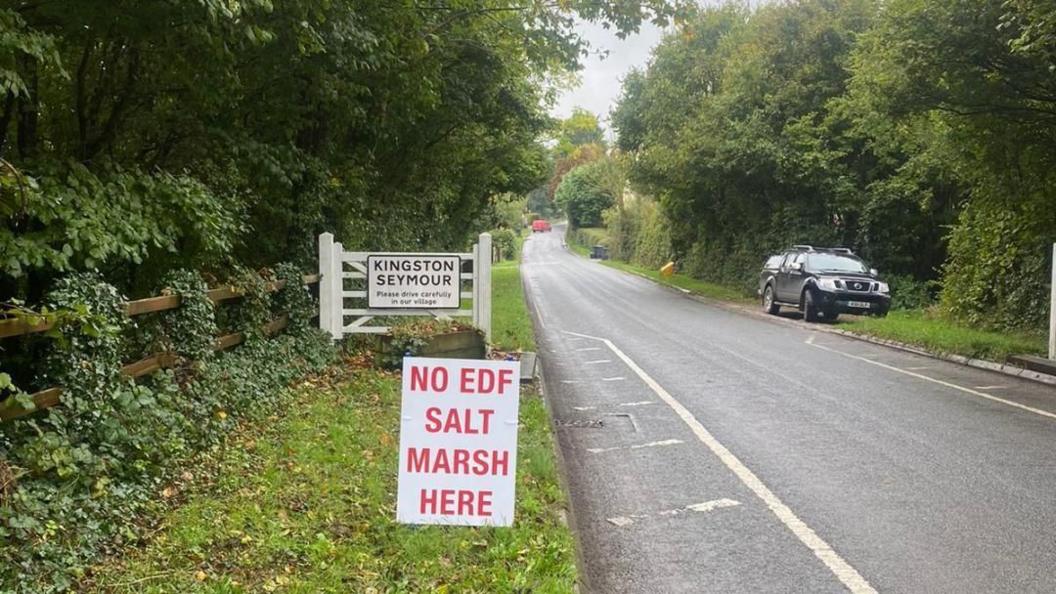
[808,254,868,273]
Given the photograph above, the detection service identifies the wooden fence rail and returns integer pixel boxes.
[0,274,320,339]
[0,274,319,422]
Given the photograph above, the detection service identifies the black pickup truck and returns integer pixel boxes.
[759,246,890,322]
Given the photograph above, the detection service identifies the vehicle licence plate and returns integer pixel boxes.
[846,301,871,309]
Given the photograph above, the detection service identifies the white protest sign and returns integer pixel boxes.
[367,255,460,309]
[396,357,520,526]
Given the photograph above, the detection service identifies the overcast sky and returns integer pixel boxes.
[550,20,669,133]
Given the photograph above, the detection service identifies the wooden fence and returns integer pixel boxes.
[0,274,320,421]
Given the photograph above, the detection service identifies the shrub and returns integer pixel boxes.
[0,274,337,593]
[491,229,518,261]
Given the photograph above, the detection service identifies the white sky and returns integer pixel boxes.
[550,20,669,134]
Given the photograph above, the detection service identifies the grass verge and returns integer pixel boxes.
[837,309,1047,362]
[85,251,577,593]
[85,367,575,593]
[565,227,1046,363]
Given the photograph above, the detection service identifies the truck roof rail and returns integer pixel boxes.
[824,247,854,254]
[792,244,814,251]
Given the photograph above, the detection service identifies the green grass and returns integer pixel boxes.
[566,227,1044,362]
[491,261,535,352]
[601,259,754,304]
[837,309,1047,362]
[85,368,576,593]
[565,227,752,304]
[85,241,577,592]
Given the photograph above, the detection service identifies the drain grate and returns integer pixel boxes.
[555,418,605,429]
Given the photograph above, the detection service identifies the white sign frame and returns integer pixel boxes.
[317,232,492,339]
[396,357,520,526]
[367,254,461,310]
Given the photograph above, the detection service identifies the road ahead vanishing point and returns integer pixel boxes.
[522,226,1056,594]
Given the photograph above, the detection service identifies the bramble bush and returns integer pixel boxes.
[0,270,337,593]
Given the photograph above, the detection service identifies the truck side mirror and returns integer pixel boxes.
[791,262,803,272]
[870,268,878,276]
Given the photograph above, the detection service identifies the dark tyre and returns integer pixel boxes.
[762,285,780,315]
[803,290,820,322]
[825,310,839,322]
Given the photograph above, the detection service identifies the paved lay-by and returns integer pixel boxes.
[522,225,1056,594]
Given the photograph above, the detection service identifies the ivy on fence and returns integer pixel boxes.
[0,266,336,593]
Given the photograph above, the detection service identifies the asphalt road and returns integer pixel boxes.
[521,226,1056,594]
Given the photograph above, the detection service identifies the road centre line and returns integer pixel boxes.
[586,439,683,454]
[806,337,1056,421]
[564,330,877,594]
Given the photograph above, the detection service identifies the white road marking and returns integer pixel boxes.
[565,330,876,594]
[608,498,742,527]
[619,400,655,407]
[586,439,683,454]
[572,406,596,411]
[561,380,581,384]
[807,339,1056,421]
[602,376,627,382]
[906,366,932,371]
[584,359,611,365]
[685,498,742,514]
[975,385,1007,390]
[576,347,602,352]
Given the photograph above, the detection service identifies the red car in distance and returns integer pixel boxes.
[531,219,551,232]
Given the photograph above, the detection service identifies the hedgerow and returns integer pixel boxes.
[0,272,337,593]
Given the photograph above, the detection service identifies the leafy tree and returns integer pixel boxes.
[554,159,619,228]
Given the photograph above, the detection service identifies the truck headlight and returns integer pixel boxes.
[877,282,890,294]
[817,278,839,290]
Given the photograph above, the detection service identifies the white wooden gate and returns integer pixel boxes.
[317,232,492,340]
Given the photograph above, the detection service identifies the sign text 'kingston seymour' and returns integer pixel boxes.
[367,255,460,309]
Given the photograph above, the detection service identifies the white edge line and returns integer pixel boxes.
[807,339,1056,421]
[564,330,876,594]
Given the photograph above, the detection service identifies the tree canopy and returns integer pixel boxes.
[613,0,1056,331]
[1,0,688,301]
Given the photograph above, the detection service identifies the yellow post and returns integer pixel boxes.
[660,261,675,278]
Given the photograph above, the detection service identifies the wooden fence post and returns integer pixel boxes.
[319,233,335,339]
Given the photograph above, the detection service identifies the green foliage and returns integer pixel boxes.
[554,160,619,228]
[42,274,128,406]
[554,108,605,157]
[272,263,315,335]
[838,309,1047,362]
[885,274,938,311]
[154,270,216,362]
[614,0,1056,331]
[85,369,576,592]
[220,267,271,340]
[491,228,518,261]
[0,272,335,593]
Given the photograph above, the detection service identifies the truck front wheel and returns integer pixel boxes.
[803,290,820,322]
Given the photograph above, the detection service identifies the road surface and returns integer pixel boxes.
[521,226,1056,594]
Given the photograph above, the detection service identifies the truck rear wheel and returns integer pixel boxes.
[763,285,780,315]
